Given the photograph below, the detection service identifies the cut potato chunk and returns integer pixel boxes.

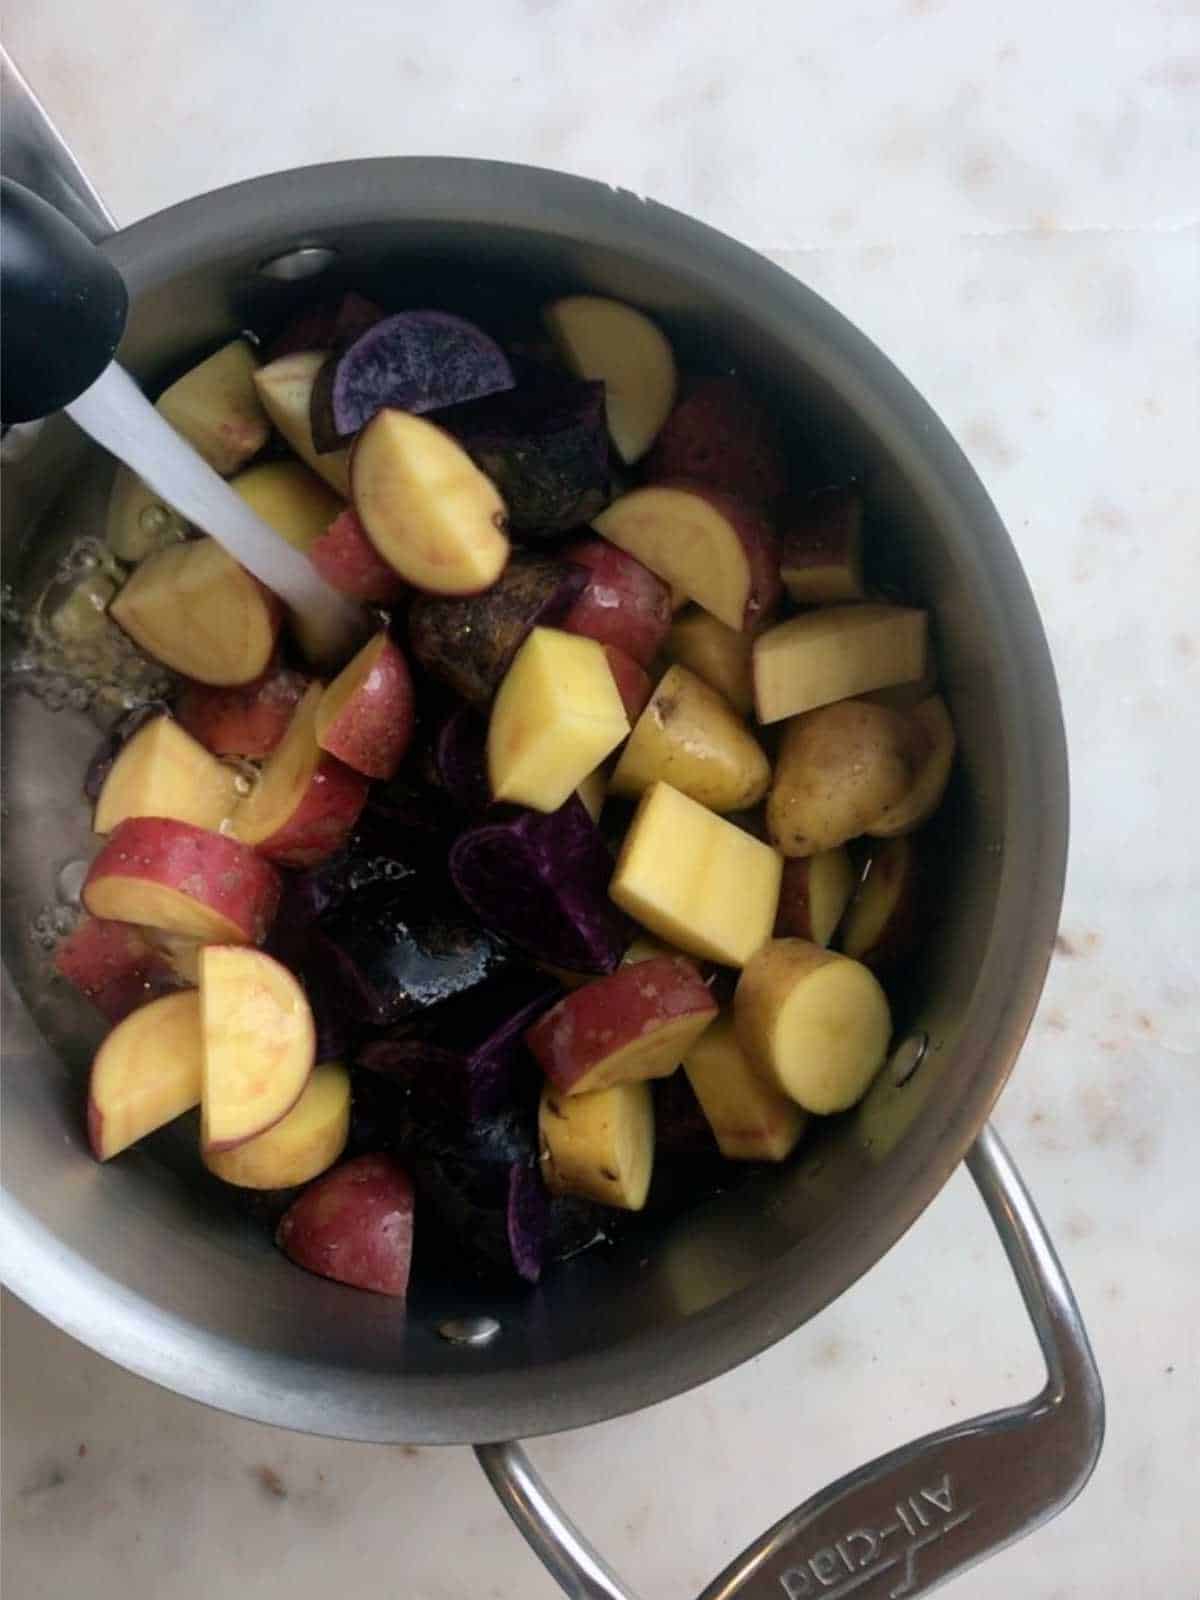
[610,663,770,813]
[83,817,281,945]
[140,927,205,987]
[93,715,239,836]
[525,954,717,1094]
[109,536,281,687]
[593,483,780,633]
[229,460,343,552]
[867,695,956,837]
[544,295,676,464]
[488,627,630,813]
[774,848,856,945]
[276,1154,414,1297]
[538,1079,655,1210]
[753,603,927,725]
[610,781,782,968]
[576,765,607,824]
[734,939,891,1113]
[315,631,415,780]
[87,990,203,1160]
[155,339,269,476]
[351,409,509,595]
[200,946,315,1152]
[203,1062,350,1189]
[253,352,351,496]
[106,465,188,563]
[56,916,178,1024]
[667,606,756,716]
[839,835,918,969]
[780,487,865,605]
[683,1014,807,1161]
[766,700,913,857]
[231,682,369,866]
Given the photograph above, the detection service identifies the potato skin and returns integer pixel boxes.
[766,699,913,856]
[408,551,587,705]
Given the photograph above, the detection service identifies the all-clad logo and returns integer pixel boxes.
[777,1474,975,1599]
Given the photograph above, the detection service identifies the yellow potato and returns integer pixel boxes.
[203,1063,350,1189]
[734,939,892,1113]
[610,664,770,813]
[752,603,927,724]
[667,607,755,716]
[229,460,343,553]
[156,339,269,476]
[538,1079,654,1210]
[766,699,913,857]
[683,1014,807,1161]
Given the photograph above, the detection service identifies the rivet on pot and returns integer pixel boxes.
[438,1315,501,1347]
[889,1031,929,1087]
[256,245,339,282]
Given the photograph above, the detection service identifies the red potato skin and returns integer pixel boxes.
[604,644,653,722]
[263,292,386,363]
[310,510,408,604]
[175,666,311,759]
[560,539,672,668]
[524,955,718,1092]
[645,378,787,508]
[276,1153,415,1296]
[319,636,415,780]
[54,916,180,1023]
[252,755,370,867]
[83,818,282,944]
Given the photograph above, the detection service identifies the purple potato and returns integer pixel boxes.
[440,373,611,535]
[408,551,587,707]
[358,969,560,1122]
[263,291,385,363]
[321,878,509,1027]
[449,795,633,974]
[435,707,490,814]
[311,311,515,449]
[654,1072,721,1159]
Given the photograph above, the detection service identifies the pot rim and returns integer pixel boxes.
[0,157,1068,1444]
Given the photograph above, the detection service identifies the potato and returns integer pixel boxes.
[753,603,927,725]
[275,1153,414,1296]
[867,695,956,837]
[409,552,587,707]
[645,377,786,508]
[667,606,755,716]
[766,700,913,857]
[610,664,771,813]
[839,835,919,970]
[175,665,310,759]
[683,1014,807,1161]
[487,627,630,813]
[92,714,239,836]
[560,538,673,668]
[106,465,187,563]
[56,916,180,1025]
[155,339,269,476]
[228,460,343,552]
[524,955,717,1094]
[203,1062,350,1189]
[538,1080,655,1210]
[315,631,415,780]
[253,352,352,496]
[610,781,782,968]
[87,990,203,1160]
[779,486,866,605]
[774,847,856,945]
[544,295,677,464]
[734,939,891,1113]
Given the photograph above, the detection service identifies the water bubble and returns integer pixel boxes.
[56,859,89,906]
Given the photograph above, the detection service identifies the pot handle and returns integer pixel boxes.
[477,1124,1104,1600]
[0,47,116,242]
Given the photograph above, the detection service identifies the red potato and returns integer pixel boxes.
[231,683,369,866]
[55,915,180,1024]
[87,990,204,1160]
[175,665,311,759]
[309,509,408,604]
[604,644,653,722]
[592,482,781,634]
[525,954,718,1095]
[83,818,281,945]
[200,946,315,1152]
[645,378,787,508]
[559,538,672,667]
[314,632,415,780]
[779,486,866,605]
[276,1153,415,1297]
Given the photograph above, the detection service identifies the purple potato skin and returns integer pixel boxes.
[440,373,611,535]
[357,969,561,1123]
[408,552,587,708]
[435,708,491,815]
[311,311,514,448]
[263,291,385,363]
[506,1162,550,1283]
[449,795,633,974]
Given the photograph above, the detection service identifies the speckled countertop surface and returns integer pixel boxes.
[3,3,1198,1596]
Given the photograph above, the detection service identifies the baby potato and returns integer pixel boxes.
[766,699,913,857]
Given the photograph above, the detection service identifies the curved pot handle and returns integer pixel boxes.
[477,1124,1104,1600]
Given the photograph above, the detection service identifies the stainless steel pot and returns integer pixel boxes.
[0,54,1101,1599]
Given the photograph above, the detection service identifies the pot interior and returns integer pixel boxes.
[0,162,1064,1443]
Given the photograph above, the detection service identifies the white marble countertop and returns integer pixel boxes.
[3,3,1198,1596]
